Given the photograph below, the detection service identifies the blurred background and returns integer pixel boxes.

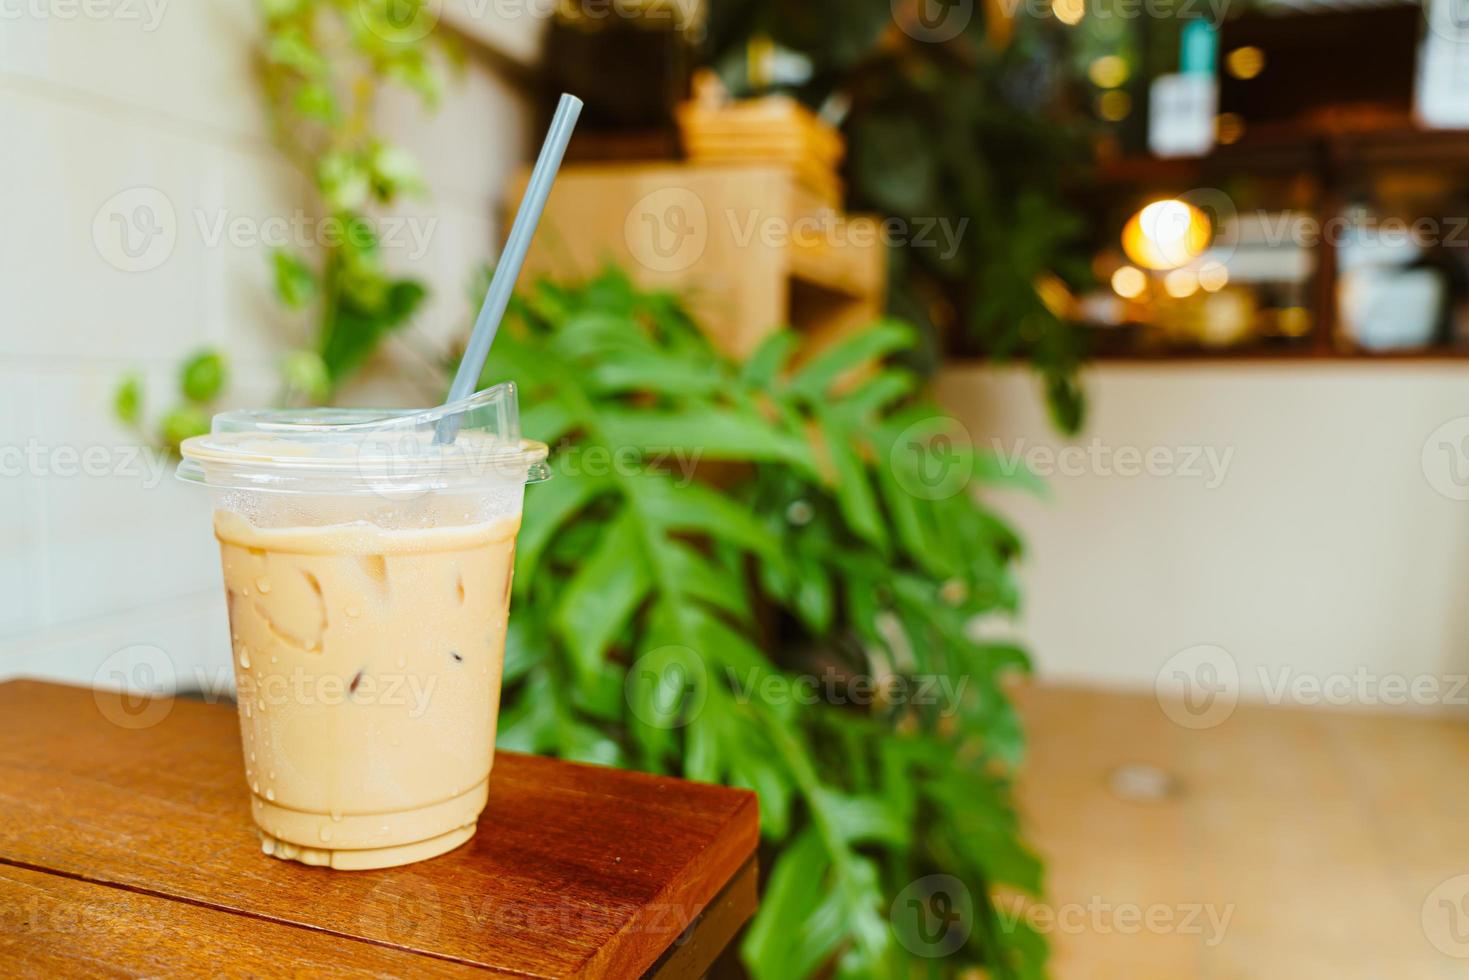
[7,0,1469,976]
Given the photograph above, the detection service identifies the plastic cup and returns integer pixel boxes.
[177,384,548,870]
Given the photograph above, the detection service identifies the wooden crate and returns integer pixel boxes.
[508,162,887,361]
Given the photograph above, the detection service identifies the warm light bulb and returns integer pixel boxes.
[1111,265,1147,299]
[1164,267,1199,298]
[1088,55,1129,89]
[1098,90,1132,122]
[1122,199,1211,270]
[1054,0,1085,26]
[1216,113,1245,145]
[1225,46,1266,81]
[1198,261,1229,292]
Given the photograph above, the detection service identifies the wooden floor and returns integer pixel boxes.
[1013,684,1469,979]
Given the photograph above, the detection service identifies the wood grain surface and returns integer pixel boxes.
[0,680,759,978]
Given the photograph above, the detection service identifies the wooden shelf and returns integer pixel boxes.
[1095,122,1469,186]
[1084,345,1469,363]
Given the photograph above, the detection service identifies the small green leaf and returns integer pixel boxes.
[516,469,604,592]
[272,249,317,310]
[281,349,331,402]
[113,373,143,428]
[786,319,915,400]
[369,142,425,199]
[552,508,652,686]
[740,330,797,388]
[160,405,210,451]
[599,408,814,471]
[179,350,227,404]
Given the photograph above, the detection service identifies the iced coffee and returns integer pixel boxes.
[178,387,546,869]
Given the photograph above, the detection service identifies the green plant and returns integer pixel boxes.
[258,0,452,397]
[705,0,1091,431]
[114,0,449,442]
[485,267,1046,978]
[115,350,230,452]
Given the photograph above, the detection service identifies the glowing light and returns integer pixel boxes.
[1225,46,1266,81]
[1164,267,1199,298]
[1111,265,1147,299]
[1216,113,1245,145]
[1088,55,1129,89]
[1098,90,1132,122]
[1198,261,1229,292]
[1054,0,1085,26]
[1277,307,1311,337]
[1035,272,1075,319]
[1121,199,1211,270]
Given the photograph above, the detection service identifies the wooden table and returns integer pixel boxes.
[0,680,759,977]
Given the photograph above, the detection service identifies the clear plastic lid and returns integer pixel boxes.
[177,383,550,495]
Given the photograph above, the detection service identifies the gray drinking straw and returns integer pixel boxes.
[436,93,583,444]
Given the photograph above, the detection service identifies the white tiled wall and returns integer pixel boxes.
[0,1,532,692]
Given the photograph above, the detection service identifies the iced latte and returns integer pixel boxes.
[179,387,547,869]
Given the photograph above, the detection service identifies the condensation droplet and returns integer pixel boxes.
[266,787,276,801]
[238,646,251,669]
[268,770,276,781]
[255,577,271,594]
[319,827,332,842]
[241,587,250,597]
[243,701,252,719]
[252,780,260,794]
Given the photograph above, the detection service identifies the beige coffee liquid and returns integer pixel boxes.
[215,510,518,870]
